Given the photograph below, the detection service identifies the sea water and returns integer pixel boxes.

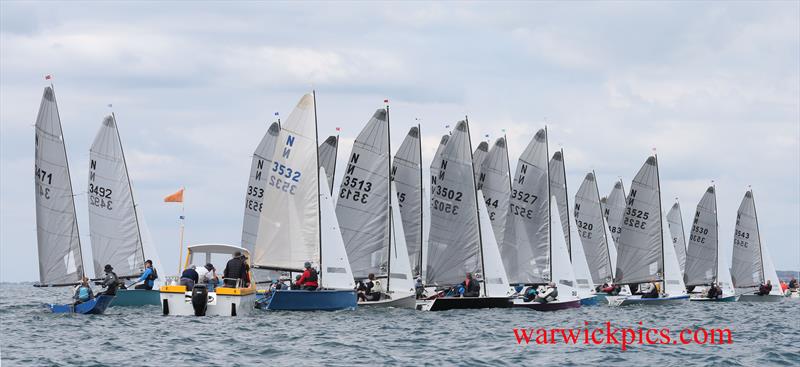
[1,283,797,366]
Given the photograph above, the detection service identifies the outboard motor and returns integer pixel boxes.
[191,284,209,316]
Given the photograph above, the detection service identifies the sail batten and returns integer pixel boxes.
[34,86,84,285]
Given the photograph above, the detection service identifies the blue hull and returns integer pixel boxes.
[580,296,599,306]
[110,289,160,307]
[48,295,115,314]
[258,290,357,311]
[690,295,738,302]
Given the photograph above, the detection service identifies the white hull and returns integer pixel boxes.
[359,293,416,309]
[161,291,256,316]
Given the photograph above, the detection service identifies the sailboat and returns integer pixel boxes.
[420,120,511,311]
[607,155,688,306]
[392,126,423,277]
[319,135,339,195]
[335,108,415,308]
[476,137,512,249]
[33,86,114,314]
[550,150,597,306]
[242,122,282,286]
[87,114,162,306]
[686,186,737,302]
[254,93,357,311]
[666,200,688,277]
[603,180,627,247]
[573,172,618,304]
[731,190,784,302]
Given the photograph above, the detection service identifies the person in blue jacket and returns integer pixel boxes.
[132,260,158,290]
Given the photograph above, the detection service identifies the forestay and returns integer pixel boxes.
[88,115,144,278]
[34,86,84,285]
[604,180,627,246]
[614,156,663,285]
[730,191,764,289]
[392,126,423,275]
[319,169,355,289]
[477,190,510,297]
[477,137,511,247]
[336,109,390,279]
[425,121,480,286]
[549,151,571,256]
[472,141,488,186]
[319,135,338,194]
[684,187,719,286]
[574,172,614,284]
[501,129,549,284]
[241,122,280,253]
[666,201,688,275]
[254,94,320,271]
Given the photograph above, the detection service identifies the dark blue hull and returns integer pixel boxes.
[258,289,357,311]
[47,295,115,314]
[580,296,599,306]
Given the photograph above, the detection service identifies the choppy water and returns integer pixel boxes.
[1,283,797,366]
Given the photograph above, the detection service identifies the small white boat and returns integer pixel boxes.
[160,244,256,316]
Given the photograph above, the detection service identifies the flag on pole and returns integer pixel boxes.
[384,99,389,103]
[164,188,184,203]
[335,127,341,132]
[45,74,52,80]
[445,124,450,129]
[274,112,279,116]
[484,134,489,138]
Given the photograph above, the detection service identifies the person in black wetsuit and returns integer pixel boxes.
[757,280,772,296]
[98,264,120,296]
[640,282,659,298]
[223,252,248,288]
[706,283,721,299]
[460,273,480,297]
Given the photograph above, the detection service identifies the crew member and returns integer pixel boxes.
[460,272,480,297]
[296,262,319,290]
[132,260,157,290]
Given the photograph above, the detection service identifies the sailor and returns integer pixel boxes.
[706,282,721,299]
[640,282,659,298]
[295,262,319,291]
[757,280,772,296]
[789,278,798,290]
[534,282,558,303]
[364,273,382,301]
[223,251,248,288]
[73,277,94,305]
[99,264,120,296]
[290,274,302,290]
[522,286,538,302]
[459,272,480,297]
[415,277,425,299]
[180,265,199,291]
[197,263,218,291]
[132,260,157,290]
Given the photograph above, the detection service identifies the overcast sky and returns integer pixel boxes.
[1,1,798,282]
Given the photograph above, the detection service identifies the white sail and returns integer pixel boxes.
[604,180,627,246]
[760,240,783,296]
[574,172,614,284]
[477,137,511,247]
[241,122,281,253]
[603,216,619,273]
[426,121,480,286]
[388,182,415,294]
[717,250,736,297]
[319,169,356,289]
[392,126,423,276]
[319,135,338,194]
[614,156,663,285]
[731,190,763,289]
[569,214,595,298]
[477,190,511,297]
[472,141,488,186]
[501,129,549,284]
[666,201,688,275]
[550,197,580,300]
[87,115,144,278]
[136,206,164,287]
[684,186,719,286]
[34,86,84,285]
[254,94,320,270]
[549,151,572,256]
[662,211,687,296]
[336,109,390,279]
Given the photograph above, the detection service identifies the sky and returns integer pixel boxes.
[1,1,798,282]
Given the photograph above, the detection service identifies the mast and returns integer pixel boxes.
[504,133,512,200]
[417,123,424,277]
[112,112,146,267]
[313,90,322,287]
[51,83,85,280]
[712,183,719,283]
[465,116,487,296]
[386,102,392,291]
[593,169,614,279]
[544,126,552,284]
[751,188,765,284]
[654,153,664,293]
[560,147,571,260]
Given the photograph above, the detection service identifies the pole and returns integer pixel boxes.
[177,196,185,274]
[385,102,392,292]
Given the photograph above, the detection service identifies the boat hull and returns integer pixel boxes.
[738,294,784,303]
[418,296,511,311]
[689,295,738,302]
[48,295,115,314]
[579,296,599,306]
[608,294,689,306]
[160,290,256,316]
[110,289,160,307]
[512,298,582,311]
[359,293,416,309]
[259,289,357,311]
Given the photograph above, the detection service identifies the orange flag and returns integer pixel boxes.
[164,188,184,203]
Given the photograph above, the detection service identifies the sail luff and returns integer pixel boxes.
[685,186,719,286]
[464,118,488,297]
[112,113,146,267]
[241,122,281,253]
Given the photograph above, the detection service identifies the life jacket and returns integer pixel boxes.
[146,267,158,281]
[77,286,91,301]
[306,268,318,282]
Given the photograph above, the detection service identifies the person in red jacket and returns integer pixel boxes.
[296,262,319,290]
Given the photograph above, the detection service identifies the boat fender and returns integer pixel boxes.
[162,299,169,315]
[192,285,209,316]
